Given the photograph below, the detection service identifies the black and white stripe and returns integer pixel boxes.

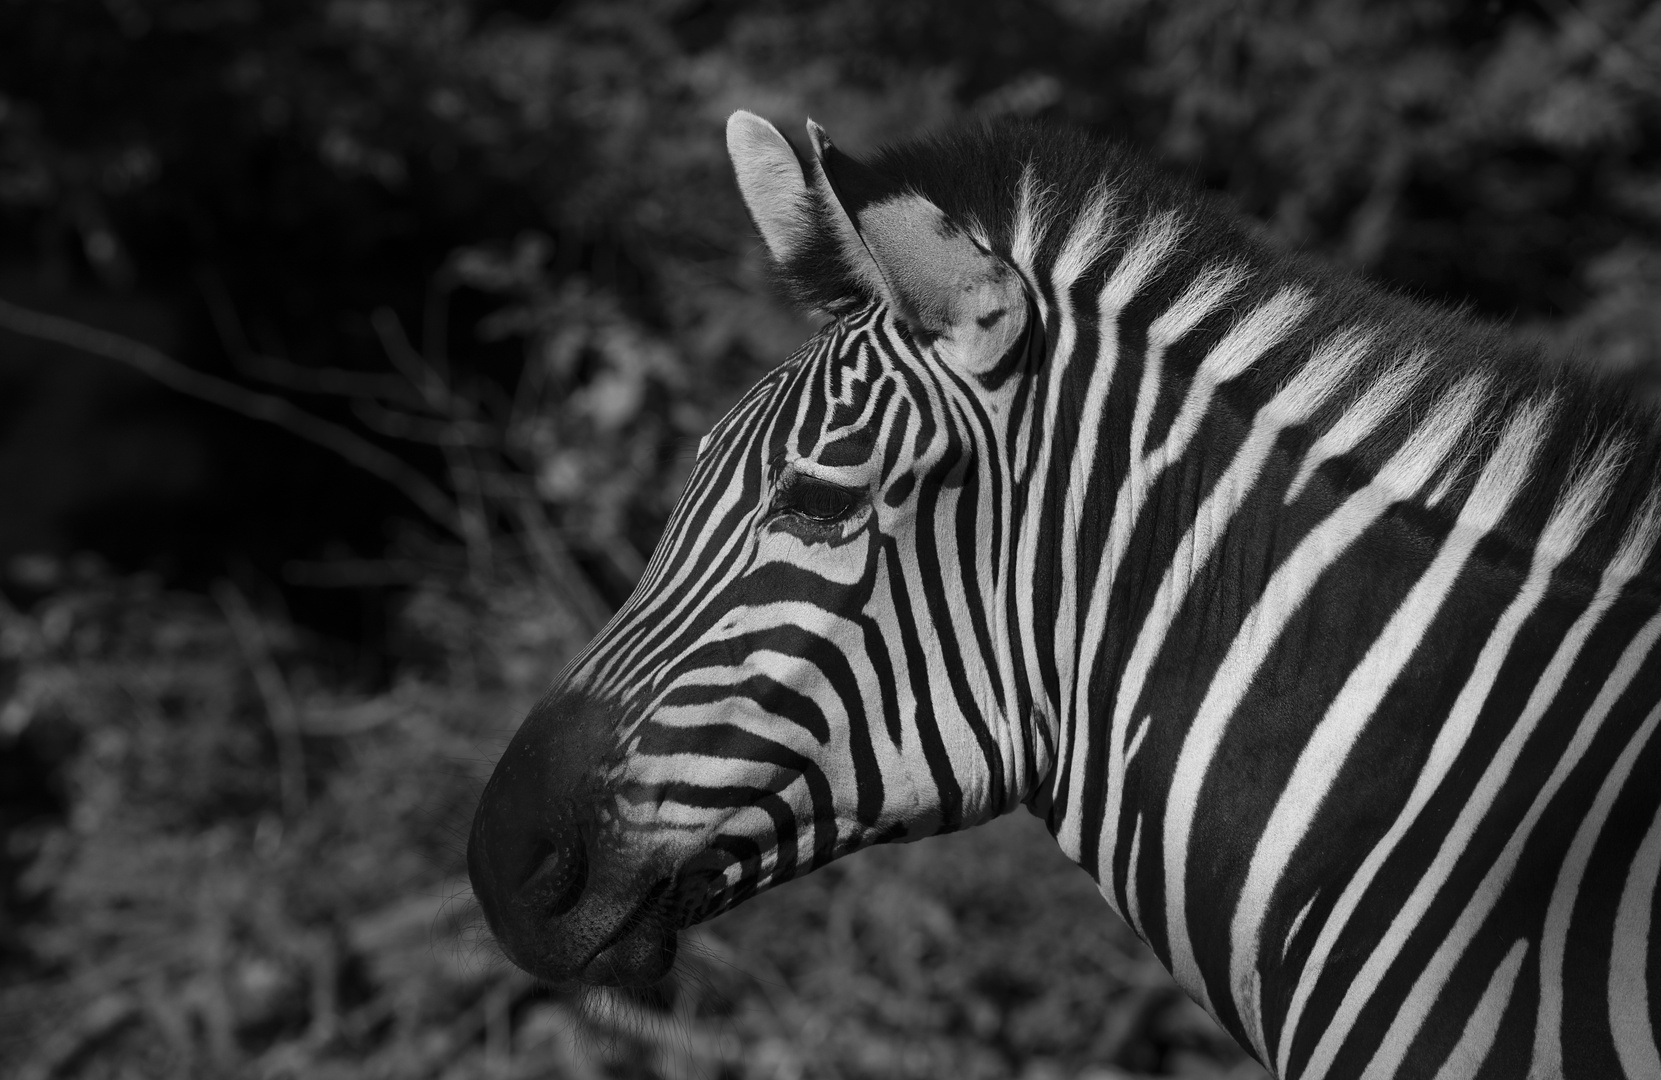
[469,113,1661,1076]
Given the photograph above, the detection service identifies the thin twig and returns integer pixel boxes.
[198,271,420,402]
[351,397,499,445]
[370,307,494,583]
[509,493,613,637]
[240,355,417,402]
[371,305,452,404]
[0,297,462,537]
[447,443,496,585]
[214,581,307,822]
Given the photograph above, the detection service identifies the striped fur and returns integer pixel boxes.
[469,115,1661,1077]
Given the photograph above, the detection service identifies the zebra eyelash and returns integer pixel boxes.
[768,472,866,530]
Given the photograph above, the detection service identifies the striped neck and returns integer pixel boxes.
[996,182,1661,1070]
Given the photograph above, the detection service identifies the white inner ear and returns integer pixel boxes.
[857,195,1029,373]
[727,110,809,262]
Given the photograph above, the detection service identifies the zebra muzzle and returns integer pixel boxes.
[469,795,680,986]
[468,693,681,987]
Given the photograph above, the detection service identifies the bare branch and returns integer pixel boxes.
[241,356,418,402]
[0,296,462,537]
[215,581,307,823]
[350,397,499,446]
[370,305,452,405]
[198,271,420,402]
[508,492,613,637]
[370,307,495,583]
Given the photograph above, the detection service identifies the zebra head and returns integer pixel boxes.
[468,112,1048,986]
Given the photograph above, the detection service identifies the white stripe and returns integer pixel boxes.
[1006,173,1061,489]
[591,441,766,689]
[1189,288,1312,393]
[1431,939,1529,1080]
[1129,265,1248,464]
[1611,801,1661,1079]
[1284,349,1431,504]
[1123,811,1146,939]
[1094,328,1369,911]
[1356,605,1661,1080]
[1532,700,1661,1078]
[1061,264,1264,864]
[1283,891,1318,965]
[1163,374,1487,1012]
[1049,181,1120,290]
[1040,188,1132,742]
[1229,399,1547,1062]
[1125,713,1151,767]
[1013,212,1178,749]
[1009,165,1052,273]
[591,377,786,673]
[1303,478,1660,1079]
[1277,414,1625,1076]
[1044,216,1190,863]
[1424,463,1463,508]
[1145,286,1315,475]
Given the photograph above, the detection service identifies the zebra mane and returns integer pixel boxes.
[762,119,1661,584]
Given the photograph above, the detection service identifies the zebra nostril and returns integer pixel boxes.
[521,835,589,919]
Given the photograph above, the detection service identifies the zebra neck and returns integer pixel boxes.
[1017,248,1661,1067]
[1021,219,1661,871]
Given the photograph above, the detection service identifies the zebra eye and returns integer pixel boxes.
[775,475,859,524]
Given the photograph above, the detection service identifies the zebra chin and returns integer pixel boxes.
[467,690,692,988]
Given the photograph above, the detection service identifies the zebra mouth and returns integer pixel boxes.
[573,878,678,987]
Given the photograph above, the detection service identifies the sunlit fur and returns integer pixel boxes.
[508,121,1661,1077]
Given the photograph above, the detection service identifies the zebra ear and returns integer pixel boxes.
[726,111,812,263]
[807,120,1028,375]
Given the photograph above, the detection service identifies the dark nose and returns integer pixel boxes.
[467,694,677,987]
[467,735,589,934]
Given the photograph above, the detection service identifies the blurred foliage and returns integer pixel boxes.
[2,0,1660,1077]
[3,0,1658,583]
[0,564,1264,1079]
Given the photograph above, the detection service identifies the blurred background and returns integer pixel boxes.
[0,1,1658,1077]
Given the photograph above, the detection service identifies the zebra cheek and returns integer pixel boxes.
[755,523,872,589]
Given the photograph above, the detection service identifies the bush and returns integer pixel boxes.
[0,563,1262,1079]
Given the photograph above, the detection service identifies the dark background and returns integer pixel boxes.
[0,2,1657,1078]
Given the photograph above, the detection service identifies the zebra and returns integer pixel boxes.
[468,111,1661,1078]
